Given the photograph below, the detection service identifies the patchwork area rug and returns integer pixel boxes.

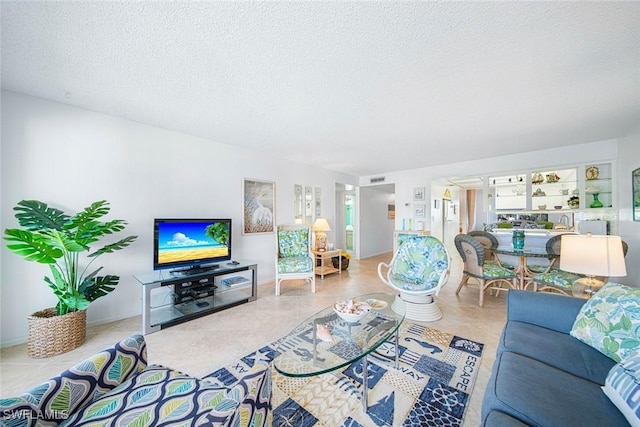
[205,322,484,426]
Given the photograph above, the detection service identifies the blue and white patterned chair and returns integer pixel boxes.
[0,335,272,426]
[275,224,315,296]
[454,233,518,307]
[378,235,451,321]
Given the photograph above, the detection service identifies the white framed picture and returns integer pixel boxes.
[414,204,426,218]
[242,178,275,235]
[315,187,321,217]
[414,187,425,201]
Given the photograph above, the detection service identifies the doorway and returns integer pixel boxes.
[335,183,358,259]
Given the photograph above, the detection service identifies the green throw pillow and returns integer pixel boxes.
[570,282,640,362]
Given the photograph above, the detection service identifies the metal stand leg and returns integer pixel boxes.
[395,321,400,369]
[362,354,368,411]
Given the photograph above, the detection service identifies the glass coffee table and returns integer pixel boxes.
[272,293,405,410]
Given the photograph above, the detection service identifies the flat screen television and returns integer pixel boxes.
[153,218,232,273]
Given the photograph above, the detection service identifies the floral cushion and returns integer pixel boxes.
[482,262,516,280]
[533,269,581,290]
[390,235,448,291]
[527,264,550,274]
[0,334,147,426]
[602,351,640,425]
[570,282,640,362]
[278,228,309,258]
[277,256,313,274]
[486,259,515,270]
[60,364,272,426]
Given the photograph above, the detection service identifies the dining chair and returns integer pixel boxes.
[275,224,315,296]
[454,233,518,307]
[468,230,514,270]
[517,233,566,280]
[377,234,450,321]
[534,236,628,295]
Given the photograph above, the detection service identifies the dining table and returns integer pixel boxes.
[491,247,558,290]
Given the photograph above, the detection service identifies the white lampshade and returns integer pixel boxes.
[311,218,331,232]
[560,234,627,277]
[560,234,627,297]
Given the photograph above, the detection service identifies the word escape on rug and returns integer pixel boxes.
[205,322,484,427]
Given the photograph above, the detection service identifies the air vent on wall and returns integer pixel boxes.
[370,176,386,184]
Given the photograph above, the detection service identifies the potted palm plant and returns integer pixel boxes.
[4,200,137,357]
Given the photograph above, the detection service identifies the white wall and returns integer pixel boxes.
[0,91,357,346]
[362,140,617,232]
[358,187,395,258]
[360,138,640,288]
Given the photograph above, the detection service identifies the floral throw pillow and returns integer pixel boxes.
[570,282,640,362]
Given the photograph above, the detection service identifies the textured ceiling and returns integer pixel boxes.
[2,1,639,176]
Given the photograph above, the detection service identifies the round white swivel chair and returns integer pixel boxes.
[377,235,451,321]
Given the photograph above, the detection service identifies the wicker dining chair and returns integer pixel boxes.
[454,233,517,307]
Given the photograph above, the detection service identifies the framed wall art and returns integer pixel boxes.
[315,187,322,217]
[294,184,303,222]
[242,178,275,234]
[414,187,425,201]
[305,186,314,225]
[414,204,426,218]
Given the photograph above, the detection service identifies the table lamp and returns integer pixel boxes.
[312,218,331,251]
[560,233,627,298]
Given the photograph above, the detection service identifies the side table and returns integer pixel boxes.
[312,248,342,279]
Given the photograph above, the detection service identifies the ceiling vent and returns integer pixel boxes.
[370,176,386,184]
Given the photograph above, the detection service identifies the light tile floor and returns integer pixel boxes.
[0,252,508,426]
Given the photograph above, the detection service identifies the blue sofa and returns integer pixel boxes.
[482,290,629,426]
[0,335,272,426]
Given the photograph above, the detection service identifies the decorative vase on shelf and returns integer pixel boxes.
[590,193,604,208]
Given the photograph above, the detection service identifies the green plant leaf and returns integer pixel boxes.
[45,271,90,314]
[6,199,135,312]
[88,235,138,258]
[42,229,87,253]
[80,275,120,302]
[12,200,69,231]
[3,229,62,263]
[98,219,127,234]
[65,200,110,230]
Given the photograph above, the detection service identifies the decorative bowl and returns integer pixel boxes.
[554,205,563,210]
[538,205,547,210]
[334,299,370,323]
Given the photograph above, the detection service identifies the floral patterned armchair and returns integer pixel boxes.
[275,224,315,296]
[377,235,451,321]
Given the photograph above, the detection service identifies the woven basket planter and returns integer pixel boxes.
[332,257,350,270]
[27,308,86,358]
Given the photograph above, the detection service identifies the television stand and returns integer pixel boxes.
[170,264,219,276]
[134,261,257,334]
